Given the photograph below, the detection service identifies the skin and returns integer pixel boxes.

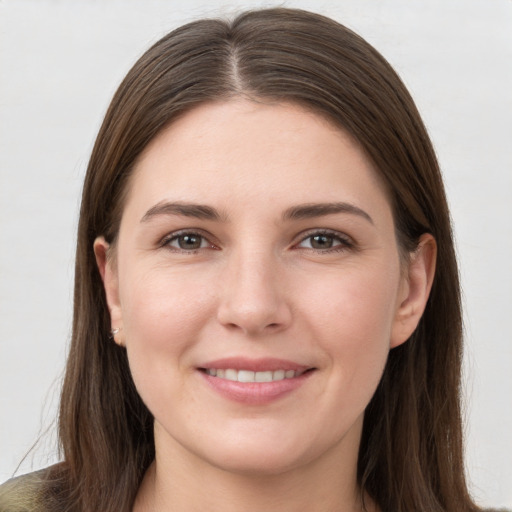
[95,100,436,512]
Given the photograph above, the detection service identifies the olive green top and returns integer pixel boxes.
[1,468,510,512]
[0,470,47,512]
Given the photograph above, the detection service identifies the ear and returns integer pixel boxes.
[94,236,124,347]
[390,233,437,348]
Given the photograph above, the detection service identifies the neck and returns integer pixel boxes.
[134,422,376,512]
[136,462,366,512]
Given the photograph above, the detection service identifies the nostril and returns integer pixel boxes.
[216,294,293,335]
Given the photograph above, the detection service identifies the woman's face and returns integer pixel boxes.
[97,100,431,476]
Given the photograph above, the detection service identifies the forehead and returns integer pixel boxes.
[124,100,391,219]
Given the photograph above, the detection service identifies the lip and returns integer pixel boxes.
[199,357,310,373]
[197,357,315,405]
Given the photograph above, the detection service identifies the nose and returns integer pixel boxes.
[216,249,292,336]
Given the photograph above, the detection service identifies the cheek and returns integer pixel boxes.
[121,264,214,340]
[300,262,400,395]
[304,261,400,341]
[118,266,216,397]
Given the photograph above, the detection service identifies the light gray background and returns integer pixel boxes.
[0,0,511,507]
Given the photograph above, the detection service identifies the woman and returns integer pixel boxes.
[0,7,500,512]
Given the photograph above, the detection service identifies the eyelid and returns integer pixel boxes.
[159,228,219,251]
[293,228,355,251]
[158,227,354,253]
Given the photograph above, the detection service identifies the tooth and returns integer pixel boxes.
[255,371,273,382]
[210,368,301,381]
[225,369,238,381]
[273,370,285,381]
[238,370,255,382]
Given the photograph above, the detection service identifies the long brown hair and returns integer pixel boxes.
[49,8,478,511]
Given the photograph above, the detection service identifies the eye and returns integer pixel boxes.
[163,231,214,252]
[296,231,353,252]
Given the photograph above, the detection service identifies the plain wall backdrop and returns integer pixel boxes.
[0,0,511,507]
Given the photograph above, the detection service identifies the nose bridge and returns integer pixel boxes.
[217,242,291,335]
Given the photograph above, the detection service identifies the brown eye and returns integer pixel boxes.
[310,234,335,249]
[178,235,202,249]
[297,231,352,252]
[167,233,208,251]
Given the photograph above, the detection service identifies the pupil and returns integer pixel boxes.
[179,235,201,249]
[311,235,333,249]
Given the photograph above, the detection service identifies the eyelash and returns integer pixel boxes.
[294,229,355,253]
[159,229,354,254]
[160,230,218,253]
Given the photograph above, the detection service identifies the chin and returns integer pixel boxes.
[206,448,310,477]
[189,426,342,478]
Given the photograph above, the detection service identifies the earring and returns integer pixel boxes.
[110,327,120,339]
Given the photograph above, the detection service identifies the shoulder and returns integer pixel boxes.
[0,467,57,512]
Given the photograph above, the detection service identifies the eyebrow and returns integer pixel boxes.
[282,202,374,224]
[140,201,225,223]
[140,200,373,225]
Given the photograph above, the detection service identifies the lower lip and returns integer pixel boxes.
[199,370,313,405]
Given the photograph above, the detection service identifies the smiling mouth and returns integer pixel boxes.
[199,368,314,383]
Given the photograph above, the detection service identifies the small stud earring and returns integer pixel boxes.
[110,327,120,339]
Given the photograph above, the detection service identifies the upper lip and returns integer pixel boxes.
[198,357,313,373]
